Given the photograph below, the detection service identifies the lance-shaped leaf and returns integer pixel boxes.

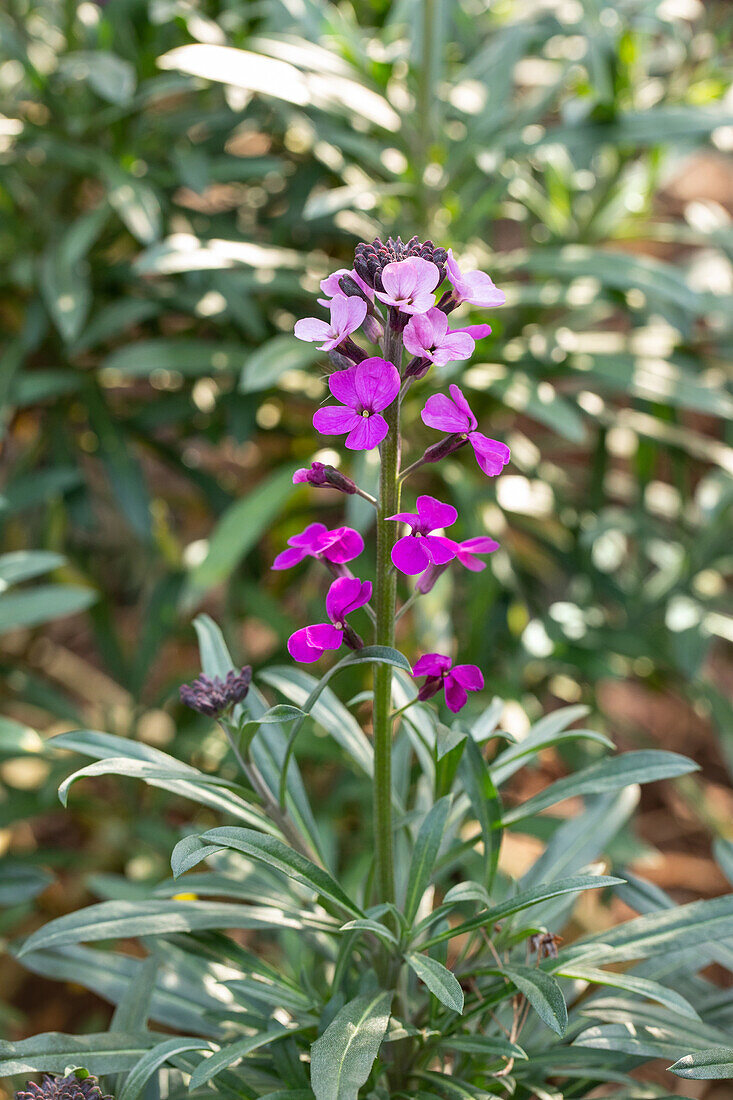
[403,796,452,925]
[189,1026,297,1088]
[118,1037,216,1100]
[418,874,623,948]
[557,964,699,1019]
[172,826,363,918]
[407,954,464,1014]
[0,1032,157,1076]
[310,991,392,1100]
[501,751,697,826]
[499,965,567,1036]
[18,899,309,956]
[670,1047,733,1080]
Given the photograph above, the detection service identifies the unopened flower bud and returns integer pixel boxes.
[404,355,431,380]
[436,289,457,315]
[338,337,368,363]
[342,623,364,651]
[328,349,354,372]
[422,433,468,463]
[362,313,384,344]
[415,561,450,595]
[339,274,370,304]
[293,462,358,495]
[416,676,443,702]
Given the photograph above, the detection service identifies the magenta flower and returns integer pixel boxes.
[287,576,372,663]
[294,295,367,351]
[272,523,364,571]
[445,249,506,308]
[412,653,484,713]
[374,257,440,314]
[319,267,374,305]
[387,495,458,576]
[421,385,511,477]
[403,308,490,367]
[313,357,401,450]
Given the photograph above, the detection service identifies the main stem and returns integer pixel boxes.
[372,320,402,906]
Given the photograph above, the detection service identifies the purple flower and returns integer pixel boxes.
[313,357,401,450]
[293,462,357,494]
[180,668,253,717]
[412,653,484,713]
[445,249,506,308]
[387,495,458,576]
[421,384,511,477]
[294,296,367,351]
[403,308,490,367]
[288,576,372,663]
[374,257,440,314]
[272,523,364,570]
[319,267,374,306]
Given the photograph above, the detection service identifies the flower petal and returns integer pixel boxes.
[313,406,361,437]
[328,364,360,408]
[294,317,330,343]
[447,385,478,428]
[421,393,472,434]
[423,535,458,566]
[330,294,367,336]
[413,652,451,678]
[416,495,458,533]
[326,576,371,623]
[387,511,420,527]
[450,664,484,691]
[353,357,401,412]
[319,527,364,564]
[469,433,511,476]
[391,536,430,575]
[443,675,468,713]
[431,331,475,366]
[272,546,308,570]
[344,413,388,450]
[287,624,336,663]
[290,522,328,548]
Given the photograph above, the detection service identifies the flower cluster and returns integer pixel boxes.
[180,667,252,717]
[16,1076,112,1100]
[277,236,510,712]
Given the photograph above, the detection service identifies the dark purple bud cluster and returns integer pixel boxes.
[180,667,252,717]
[16,1076,112,1100]
[354,236,448,292]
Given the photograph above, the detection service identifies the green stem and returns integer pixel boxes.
[372,319,403,906]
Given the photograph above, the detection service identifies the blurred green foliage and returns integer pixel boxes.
[0,0,731,1034]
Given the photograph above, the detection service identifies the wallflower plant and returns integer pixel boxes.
[7,236,733,1100]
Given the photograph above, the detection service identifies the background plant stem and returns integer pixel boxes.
[372,319,402,906]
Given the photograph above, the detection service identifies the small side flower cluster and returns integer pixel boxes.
[180,668,252,717]
[16,1076,112,1100]
[278,235,509,712]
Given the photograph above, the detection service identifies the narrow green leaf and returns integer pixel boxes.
[0,584,96,632]
[443,1034,526,1060]
[174,827,363,917]
[189,1027,294,1088]
[499,964,567,1036]
[118,1037,215,1100]
[403,797,452,925]
[0,1032,156,1076]
[310,991,392,1100]
[407,954,464,1014]
[239,335,322,393]
[557,964,699,1019]
[419,875,623,949]
[502,751,698,826]
[670,1047,733,1080]
[18,900,310,956]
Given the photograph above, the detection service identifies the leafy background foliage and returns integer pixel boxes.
[0,0,732,1090]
